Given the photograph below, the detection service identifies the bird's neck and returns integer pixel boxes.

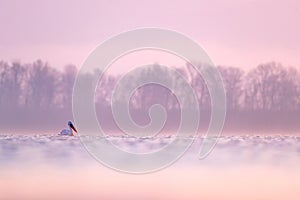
[69,126,73,135]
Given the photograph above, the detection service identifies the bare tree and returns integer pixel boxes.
[58,64,77,109]
[186,63,210,109]
[245,62,298,111]
[24,60,59,110]
[0,62,25,109]
[218,66,244,110]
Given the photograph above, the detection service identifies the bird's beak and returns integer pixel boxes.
[70,123,77,133]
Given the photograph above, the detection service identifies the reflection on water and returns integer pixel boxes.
[0,134,299,200]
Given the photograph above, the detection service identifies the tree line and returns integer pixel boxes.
[0,60,299,133]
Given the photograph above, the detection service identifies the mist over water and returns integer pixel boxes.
[0,134,299,200]
[1,134,299,167]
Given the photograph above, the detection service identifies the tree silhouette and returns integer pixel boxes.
[59,64,77,109]
[245,62,298,111]
[218,66,244,110]
[24,60,59,110]
[0,62,25,111]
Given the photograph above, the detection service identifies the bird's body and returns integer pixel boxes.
[60,121,77,136]
[60,129,73,136]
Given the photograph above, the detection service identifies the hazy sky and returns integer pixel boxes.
[0,0,299,70]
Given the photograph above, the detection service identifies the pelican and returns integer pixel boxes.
[60,121,77,136]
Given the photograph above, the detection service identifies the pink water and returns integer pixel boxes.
[0,134,299,200]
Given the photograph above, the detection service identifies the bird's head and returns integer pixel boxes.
[68,121,77,133]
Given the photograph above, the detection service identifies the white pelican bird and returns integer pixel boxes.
[60,121,77,136]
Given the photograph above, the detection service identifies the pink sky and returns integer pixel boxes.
[0,0,299,70]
